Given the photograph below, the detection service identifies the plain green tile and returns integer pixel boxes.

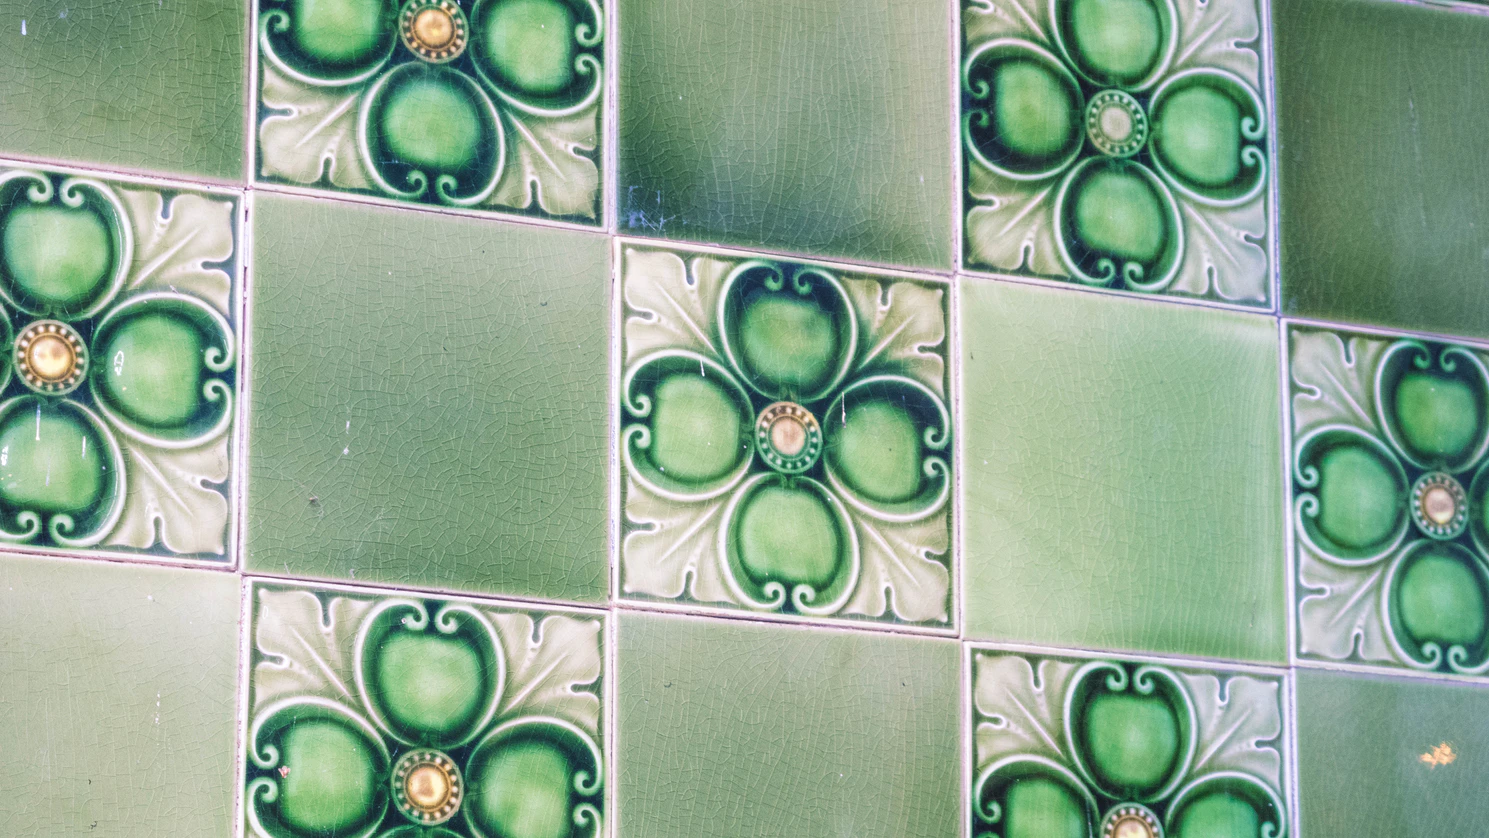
[960,279,1286,662]
[1298,668,1489,835]
[617,611,960,838]
[0,0,245,181]
[616,0,952,270]
[1275,0,1489,338]
[0,554,240,835]
[246,194,609,602]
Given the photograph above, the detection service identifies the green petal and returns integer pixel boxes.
[477,0,577,96]
[1397,549,1488,647]
[648,373,748,483]
[1080,691,1180,795]
[1392,371,1483,463]
[0,405,107,514]
[276,719,381,834]
[94,312,206,430]
[378,73,485,172]
[993,61,1078,161]
[738,293,840,396]
[1071,166,1166,263]
[1065,0,1162,85]
[828,400,923,504]
[1153,85,1242,188]
[1314,444,1404,551]
[470,740,573,838]
[736,483,841,588]
[1172,791,1260,838]
[1,204,112,311]
[371,631,486,741]
[1003,777,1088,838]
[291,0,390,65]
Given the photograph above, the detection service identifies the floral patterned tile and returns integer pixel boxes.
[252,0,604,223]
[961,0,1273,306]
[970,647,1292,838]
[1289,324,1489,678]
[242,580,606,838]
[0,163,241,564]
[617,243,954,629]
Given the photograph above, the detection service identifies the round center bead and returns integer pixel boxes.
[1411,472,1468,539]
[1086,90,1149,158]
[755,401,823,474]
[400,0,468,63]
[1101,804,1162,838]
[392,749,463,825]
[15,320,87,395]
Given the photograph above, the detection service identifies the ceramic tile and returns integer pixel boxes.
[246,193,608,602]
[618,244,953,628]
[0,553,240,835]
[961,278,1286,662]
[1296,667,1489,836]
[0,0,245,182]
[961,0,1273,306]
[616,610,960,838]
[0,164,241,564]
[242,580,606,838]
[616,0,953,270]
[1275,0,1489,339]
[1289,325,1489,678]
[970,648,1290,838]
[252,0,604,222]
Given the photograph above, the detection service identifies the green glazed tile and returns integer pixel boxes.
[616,0,952,270]
[961,279,1285,662]
[246,194,608,602]
[254,0,604,222]
[618,245,953,627]
[961,0,1273,306]
[1297,668,1489,835]
[1289,326,1489,678]
[0,0,244,181]
[0,554,239,835]
[0,165,241,563]
[1275,0,1489,338]
[617,611,959,838]
[243,581,606,838]
[971,650,1290,838]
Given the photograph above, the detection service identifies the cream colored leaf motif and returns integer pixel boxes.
[259,62,372,191]
[1171,0,1261,80]
[842,509,950,623]
[1184,671,1283,786]
[1171,198,1269,304]
[490,109,599,219]
[1289,329,1390,436]
[622,250,729,363]
[1298,546,1395,664]
[843,276,947,398]
[107,438,231,556]
[490,612,602,734]
[973,654,1080,766]
[965,165,1065,277]
[117,189,235,313]
[964,0,1052,45]
[251,589,377,709]
[621,477,734,606]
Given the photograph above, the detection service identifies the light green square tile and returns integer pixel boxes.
[0,554,240,835]
[616,0,953,270]
[246,194,609,603]
[0,0,245,181]
[1298,668,1489,835]
[960,279,1286,662]
[617,611,960,838]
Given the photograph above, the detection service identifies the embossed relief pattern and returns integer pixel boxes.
[972,652,1289,838]
[245,584,605,838]
[619,247,953,626]
[1291,327,1489,676]
[0,168,239,560]
[962,0,1271,304]
[255,0,603,220]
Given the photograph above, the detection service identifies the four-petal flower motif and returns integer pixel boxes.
[0,169,238,557]
[246,587,604,838]
[1293,330,1489,675]
[257,0,603,218]
[621,250,952,624]
[973,654,1287,838]
[962,0,1270,303]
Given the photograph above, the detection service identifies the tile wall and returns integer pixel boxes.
[0,0,1486,833]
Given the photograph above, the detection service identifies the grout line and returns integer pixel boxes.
[609,596,959,638]
[966,638,1294,677]
[1292,656,1489,689]
[959,263,1278,316]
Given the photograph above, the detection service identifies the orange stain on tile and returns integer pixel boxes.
[1420,742,1457,768]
